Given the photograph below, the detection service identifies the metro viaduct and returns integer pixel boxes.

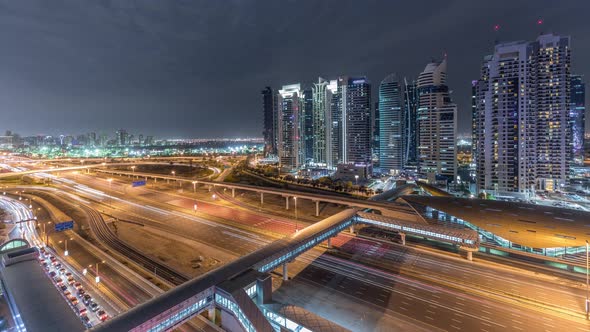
[90,209,478,332]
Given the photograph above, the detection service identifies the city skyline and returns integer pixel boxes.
[1,1,589,137]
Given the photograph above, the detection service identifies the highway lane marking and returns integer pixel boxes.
[480,322,491,327]
[426,310,435,315]
[399,306,408,311]
[543,323,555,328]
[452,319,462,324]
[425,316,434,320]
[455,301,465,306]
[450,325,461,330]
[512,325,523,330]
[511,319,523,324]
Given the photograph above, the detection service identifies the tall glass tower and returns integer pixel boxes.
[379,74,403,174]
[570,74,586,165]
[417,59,457,183]
[403,78,419,167]
[341,77,372,166]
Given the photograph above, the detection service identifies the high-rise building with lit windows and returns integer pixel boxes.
[311,78,332,166]
[341,77,372,166]
[570,74,585,165]
[379,74,404,174]
[403,78,419,167]
[474,34,571,197]
[277,84,303,170]
[417,59,457,183]
[261,87,277,156]
[302,88,314,164]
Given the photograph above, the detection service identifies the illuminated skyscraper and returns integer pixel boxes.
[261,87,277,156]
[403,78,419,166]
[570,74,585,165]
[378,74,403,174]
[311,78,333,166]
[341,77,372,166]
[302,88,314,163]
[277,84,303,170]
[417,59,457,183]
[475,34,572,196]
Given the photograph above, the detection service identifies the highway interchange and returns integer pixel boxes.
[1,158,590,331]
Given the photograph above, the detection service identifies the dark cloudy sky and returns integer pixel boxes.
[0,0,588,138]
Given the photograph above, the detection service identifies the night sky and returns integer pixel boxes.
[1,0,588,138]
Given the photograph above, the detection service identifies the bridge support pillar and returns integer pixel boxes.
[208,307,216,323]
[400,232,406,246]
[282,263,288,281]
[461,247,477,262]
[314,201,320,217]
[260,192,264,206]
[285,196,289,210]
[232,188,235,198]
[327,237,332,249]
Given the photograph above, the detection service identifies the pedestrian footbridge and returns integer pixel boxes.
[91,209,478,332]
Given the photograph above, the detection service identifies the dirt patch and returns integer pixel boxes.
[116,223,236,277]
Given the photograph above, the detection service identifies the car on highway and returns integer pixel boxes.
[77,289,86,298]
[82,294,92,305]
[42,262,50,271]
[68,296,78,305]
[90,302,100,312]
[79,308,87,317]
[59,268,66,275]
[96,310,108,321]
[60,284,68,292]
[67,276,75,285]
[54,277,64,286]
[74,282,83,290]
[49,271,57,278]
[63,290,71,297]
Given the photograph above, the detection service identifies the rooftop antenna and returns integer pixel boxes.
[493,23,501,45]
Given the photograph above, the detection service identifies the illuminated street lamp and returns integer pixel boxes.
[131,166,136,174]
[193,202,198,213]
[354,175,359,185]
[212,194,217,200]
[192,181,197,193]
[92,261,105,284]
[107,178,113,189]
[63,239,69,256]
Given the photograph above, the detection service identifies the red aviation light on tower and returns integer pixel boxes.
[493,24,500,32]
[537,18,544,25]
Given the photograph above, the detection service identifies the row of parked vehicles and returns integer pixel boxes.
[39,247,108,327]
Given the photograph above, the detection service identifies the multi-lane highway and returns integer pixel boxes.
[47,172,590,332]
[3,162,590,332]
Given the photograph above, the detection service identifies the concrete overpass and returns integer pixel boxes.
[92,168,417,219]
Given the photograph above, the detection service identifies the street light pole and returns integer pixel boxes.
[586,240,589,318]
[294,197,298,232]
